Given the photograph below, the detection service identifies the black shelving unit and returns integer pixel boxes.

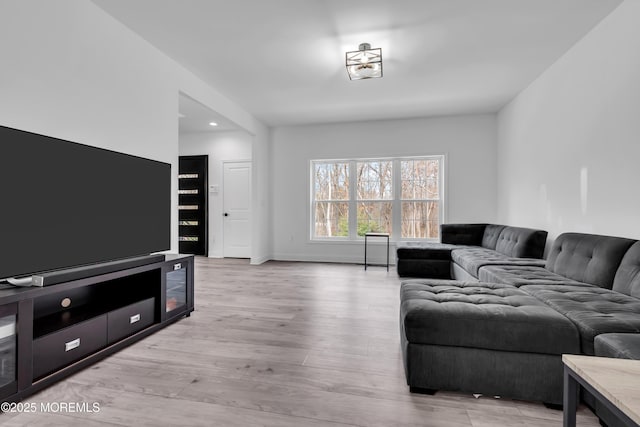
[179,155,208,256]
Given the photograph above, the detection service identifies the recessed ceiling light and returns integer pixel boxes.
[209,122,218,127]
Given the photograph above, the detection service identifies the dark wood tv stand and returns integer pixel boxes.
[0,254,194,404]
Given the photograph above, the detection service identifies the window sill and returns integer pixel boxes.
[310,238,391,245]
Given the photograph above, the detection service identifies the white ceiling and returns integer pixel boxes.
[178,93,240,134]
[93,0,621,127]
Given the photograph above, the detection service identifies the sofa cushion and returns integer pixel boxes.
[396,242,458,260]
[440,223,487,246]
[481,225,506,250]
[594,333,640,359]
[545,233,636,289]
[520,284,640,355]
[494,227,547,259]
[400,280,580,355]
[478,265,590,287]
[397,259,451,279]
[451,247,546,278]
[612,241,640,298]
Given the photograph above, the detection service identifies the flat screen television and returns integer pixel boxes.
[0,125,171,281]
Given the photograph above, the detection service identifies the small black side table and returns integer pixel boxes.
[364,232,390,271]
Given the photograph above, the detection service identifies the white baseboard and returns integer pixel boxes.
[272,252,396,265]
[250,255,271,265]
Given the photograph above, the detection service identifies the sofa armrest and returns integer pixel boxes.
[440,223,487,246]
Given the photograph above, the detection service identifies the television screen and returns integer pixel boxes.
[0,125,171,280]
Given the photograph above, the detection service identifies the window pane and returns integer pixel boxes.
[314,202,349,237]
[402,201,439,239]
[357,202,392,236]
[401,159,440,200]
[357,161,392,200]
[314,162,349,201]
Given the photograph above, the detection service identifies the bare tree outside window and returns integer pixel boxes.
[311,156,443,240]
[401,159,440,239]
[313,162,349,237]
[357,161,392,235]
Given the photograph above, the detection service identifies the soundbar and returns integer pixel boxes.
[31,254,167,287]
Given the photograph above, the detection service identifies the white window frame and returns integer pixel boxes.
[310,155,445,242]
[310,160,350,239]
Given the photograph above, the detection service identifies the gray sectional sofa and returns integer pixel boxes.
[398,225,640,412]
[396,223,547,280]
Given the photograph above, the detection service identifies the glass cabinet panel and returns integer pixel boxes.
[166,264,187,315]
[0,313,16,391]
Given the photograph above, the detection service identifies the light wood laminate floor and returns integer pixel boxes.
[1,258,601,426]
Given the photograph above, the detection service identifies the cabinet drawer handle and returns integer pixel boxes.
[173,263,182,271]
[130,314,141,324]
[65,338,80,352]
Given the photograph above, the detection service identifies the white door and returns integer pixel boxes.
[223,161,251,258]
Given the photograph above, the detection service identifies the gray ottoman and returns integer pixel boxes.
[400,279,581,404]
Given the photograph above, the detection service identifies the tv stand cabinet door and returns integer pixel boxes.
[0,303,18,400]
[162,257,194,321]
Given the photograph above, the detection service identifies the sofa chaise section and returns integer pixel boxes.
[399,233,640,409]
[400,280,580,404]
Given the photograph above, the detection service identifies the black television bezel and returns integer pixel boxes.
[0,124,172,281]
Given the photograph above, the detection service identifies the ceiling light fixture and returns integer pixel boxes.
[346,43,382,80]
[209,122,218,126]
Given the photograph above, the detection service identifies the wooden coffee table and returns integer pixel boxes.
[563,354,640,427]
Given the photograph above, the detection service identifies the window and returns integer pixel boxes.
[311,156,444,240]
[401,159,440,239]
[312,162,349,237]
[357,160,392,235]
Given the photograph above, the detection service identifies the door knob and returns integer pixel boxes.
[224,213,229,217]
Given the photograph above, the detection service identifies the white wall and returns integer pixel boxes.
[0,0,180,251]
[175,42,272,266]
[179,131,252,258]
[497,0,639,241]
[0,0,269,258]
[251,128,271,264]
[271,115,497,264]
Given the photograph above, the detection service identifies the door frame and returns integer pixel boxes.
[222,160,252,258]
